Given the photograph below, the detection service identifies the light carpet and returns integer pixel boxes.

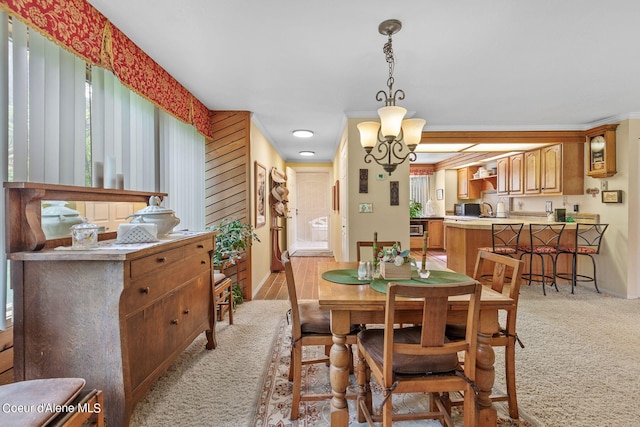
[500,283,640,427]
[253,318,539,427]
[130,300,290,427]
[130,284,640,427]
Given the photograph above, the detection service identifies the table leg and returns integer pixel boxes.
[329,310,351,426]
[476,311,499,426]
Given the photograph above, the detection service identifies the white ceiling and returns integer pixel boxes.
[88,0,640,164]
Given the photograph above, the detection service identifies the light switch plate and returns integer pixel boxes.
[601,180,608,191]
[545,201,552,212]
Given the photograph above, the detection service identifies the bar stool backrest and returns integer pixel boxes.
[492,223,524,253]
[575,224,609,253]
[527,223,565,249]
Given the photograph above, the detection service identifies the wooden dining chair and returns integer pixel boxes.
[446,250,525,419]
[356,281,481,427]
[281,251,358,420]
[356,240,397,262]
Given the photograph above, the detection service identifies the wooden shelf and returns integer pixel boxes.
[4,182,166,253]
[469,175,497,182]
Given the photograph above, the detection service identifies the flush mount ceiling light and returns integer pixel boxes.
[358,19,426,175]
[299,151,315,157]
[292,130,314,138]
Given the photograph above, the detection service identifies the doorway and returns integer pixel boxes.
[290,169,332,256]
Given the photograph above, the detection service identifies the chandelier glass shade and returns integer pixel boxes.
[359,19,426,175]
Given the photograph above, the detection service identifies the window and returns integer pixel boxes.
[0,14,205,329]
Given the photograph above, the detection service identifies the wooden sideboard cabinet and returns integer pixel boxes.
[9,232,217,427]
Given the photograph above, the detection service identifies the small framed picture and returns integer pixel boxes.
[602,190,622,203]
[436,188,444,200]
[359,203,373,213]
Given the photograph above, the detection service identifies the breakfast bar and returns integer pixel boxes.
[444,214,598,279]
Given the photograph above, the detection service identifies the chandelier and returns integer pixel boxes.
[358,19,426,175]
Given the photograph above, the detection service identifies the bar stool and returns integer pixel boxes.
[557,223,609,294]
[478,223,524,256]
[518,223,565,295]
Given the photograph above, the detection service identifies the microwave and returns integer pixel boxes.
[454,203,481,216]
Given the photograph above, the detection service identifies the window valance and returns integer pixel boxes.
[0,0,213,139]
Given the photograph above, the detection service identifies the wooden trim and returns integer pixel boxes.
[427,130,587,171]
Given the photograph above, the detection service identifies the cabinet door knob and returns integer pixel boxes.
[201,260,206,265]
[197,244,204,248]
[140,287,150,294]
[157,257,166,263]
[171,319,179,325]
[183,308,190,315]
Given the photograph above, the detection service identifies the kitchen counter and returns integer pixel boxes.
[444,214,597,277]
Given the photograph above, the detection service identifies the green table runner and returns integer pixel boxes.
[321,269,370,285]
[369,270,474,294]
[322,269,474,292]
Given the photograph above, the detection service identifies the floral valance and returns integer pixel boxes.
[409,165,434,176]
[0,0,214,139]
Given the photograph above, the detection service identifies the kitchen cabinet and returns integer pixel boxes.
[457,166,481,199]
[496,157,509,195]
[409,218,444,249]
[541,144,562,193]
[524,149,541,194]
[427,219,444,248]
[509,153,524,195]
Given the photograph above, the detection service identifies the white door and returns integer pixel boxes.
[295,171,330,250]
[286,167,298,254]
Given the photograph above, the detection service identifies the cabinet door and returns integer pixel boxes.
[126,301,167,392]
[427,220,444,249]
[457,168,469,199]
[509,154,524,195]
[496,157,509,195]
[541,144,562,193]
[524,150,541,194]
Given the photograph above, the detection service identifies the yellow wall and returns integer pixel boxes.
[249,121,286,297]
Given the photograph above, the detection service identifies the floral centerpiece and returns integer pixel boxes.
[376,242,412,279]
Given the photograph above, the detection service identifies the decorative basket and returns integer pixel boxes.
[379,262,411,280]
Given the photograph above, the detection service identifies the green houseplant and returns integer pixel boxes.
[208,218,260,308]
[409,200,423,218]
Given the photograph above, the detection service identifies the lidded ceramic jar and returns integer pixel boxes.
[127,196,180,237]
[70,218,100,249]
[41,201,83,239]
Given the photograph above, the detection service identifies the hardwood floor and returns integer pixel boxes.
[254,250,447,300]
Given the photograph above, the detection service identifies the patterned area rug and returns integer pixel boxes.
[253,318,540,426]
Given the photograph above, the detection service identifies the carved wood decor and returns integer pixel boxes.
[206,110,253,299]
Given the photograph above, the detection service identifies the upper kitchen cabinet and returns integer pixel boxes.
[496,157,509,195]
[523,144,583,196]
[524,149,541,194]
[457,166,481,199]
[509,153,524,195]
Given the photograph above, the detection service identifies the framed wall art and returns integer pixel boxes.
[390,181,399,206]
[359,169,368,193]
[255,161,267,228]
[601,190,622,203]
[359,203,373,213]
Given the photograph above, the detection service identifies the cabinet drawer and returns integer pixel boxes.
[130,246,185,280]
[183,237,214,255]
[123,254,211,315]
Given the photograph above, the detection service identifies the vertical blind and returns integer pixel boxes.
[158,110,205,231]
[0,12,8,330]
[1,15,208,329]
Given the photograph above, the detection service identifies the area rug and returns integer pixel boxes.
[253,318,541,426]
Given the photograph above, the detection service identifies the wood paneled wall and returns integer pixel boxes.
[205,111,253,300]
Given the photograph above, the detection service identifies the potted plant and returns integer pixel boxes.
[208,218,260,307]
[409,200,423,218]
